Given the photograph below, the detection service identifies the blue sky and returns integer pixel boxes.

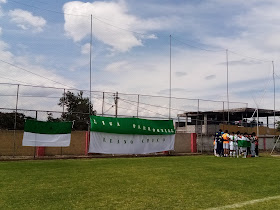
[0,0,280,116]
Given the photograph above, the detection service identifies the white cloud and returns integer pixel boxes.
[0,27,2,36]
[8,9,46,32]
[0,36,75,101]
[105,60,130,72]
[81,43,90,55]
[0,0,7,3]
[2,0,280,117]
[63,1,172,52]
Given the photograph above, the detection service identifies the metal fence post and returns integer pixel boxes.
[196,99,199,134]
[61,89,66,156]
[13,84,19,158]
[223,101,225,123]
[34,110,37,159]
[63,89,65,114]
[200,119,203,153]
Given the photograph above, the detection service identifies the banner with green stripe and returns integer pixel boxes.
[89,116,175,154]
[22,120,72,147]
[90,115,175,135]
[24,119,72,134]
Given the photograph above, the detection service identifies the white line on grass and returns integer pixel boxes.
[207,195,280,210]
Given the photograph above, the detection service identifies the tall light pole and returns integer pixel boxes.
[272,61,275,129]
[169,35,172,119]
[89,14,93,115]
[87,14,93,156]
[226,49,229,123]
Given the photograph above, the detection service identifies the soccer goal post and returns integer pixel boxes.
[270,135,280,155]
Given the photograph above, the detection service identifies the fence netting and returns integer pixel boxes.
[0,83,252,157]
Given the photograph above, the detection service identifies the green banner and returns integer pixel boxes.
[90,116,175,135]
[24,119,72,134]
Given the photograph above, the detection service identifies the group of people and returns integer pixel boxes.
[214,129,259,158]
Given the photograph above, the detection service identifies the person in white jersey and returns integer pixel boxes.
[234,131,239,158]
[229,132,236,157]
[238,133,247,158]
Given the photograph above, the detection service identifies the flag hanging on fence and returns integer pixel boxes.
[88,115,175,154]
[22,119,72,147]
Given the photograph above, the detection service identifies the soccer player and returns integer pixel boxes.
[229,132,236,157]
[238,133,246,158]
[246,134,252,157]
[215,129,223,157]
[214,129,223,157]
[240,133,250,158]
[235,131,240,158]
[252,132,258,157]
[222,130,230,157]
[213,133,217,156]
[255,134,259,157]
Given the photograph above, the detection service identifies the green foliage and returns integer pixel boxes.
[47,113,61,122]
[276,121,280,131]
[0,156,280,209]
[58,91,95,130]
[0,112,32,130]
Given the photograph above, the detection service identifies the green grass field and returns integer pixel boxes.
[0,155,280,210]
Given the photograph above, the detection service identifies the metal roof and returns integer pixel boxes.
[179,107,280,119]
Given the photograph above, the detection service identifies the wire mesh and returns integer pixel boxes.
[0,82,263,157]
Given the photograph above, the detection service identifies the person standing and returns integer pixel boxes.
[250,133,256,157]
[246,134,252,157]
[213,132,217,156]
[215,129,223,157]
[222,130,230,157]
[253,132,259,157]
[229,132,236,157]
[235,131,239,158]
[238,133,248,158]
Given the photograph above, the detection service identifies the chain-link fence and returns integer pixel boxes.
[0,82,249,120]
[0,82,252,157]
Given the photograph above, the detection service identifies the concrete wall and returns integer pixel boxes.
[0,130,86,156]
[177,124,280,136]
[0,130,34,156]
[0,130,191,156]
[220,124,279,135]
[44,131,86,156]
[177,125,220,135]
[174,133,191,153]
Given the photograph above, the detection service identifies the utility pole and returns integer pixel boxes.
[114,92,118,117]
[257,108,259,137]
[89,14,93,116]
[13,84,19,158]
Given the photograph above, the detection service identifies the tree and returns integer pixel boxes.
[47,112,61,122]
[58,91,95,130]
[0,112,33,130]
[276,121,280,131]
